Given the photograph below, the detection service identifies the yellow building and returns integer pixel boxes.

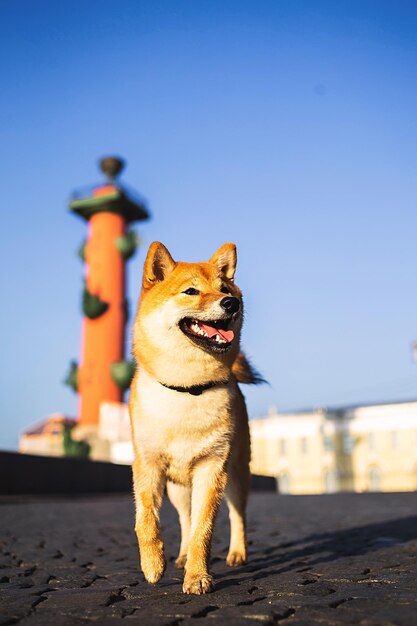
[250,400,417,494]
[19,413,74,457]
[347,402,417,492]
[19,403,133,464]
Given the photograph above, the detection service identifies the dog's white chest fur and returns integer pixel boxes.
[132,369,236,485]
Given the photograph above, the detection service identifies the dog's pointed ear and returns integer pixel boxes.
[142,242,176,290]
[209,243,237,281]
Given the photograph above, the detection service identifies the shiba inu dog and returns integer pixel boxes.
[129,242,261,594]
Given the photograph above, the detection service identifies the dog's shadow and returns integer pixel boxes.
[211,514,417,590]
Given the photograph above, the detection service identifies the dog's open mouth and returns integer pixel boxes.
[179,318,234,352]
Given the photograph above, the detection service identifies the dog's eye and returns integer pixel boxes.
[220,286,230,294]
[183,287,200,296]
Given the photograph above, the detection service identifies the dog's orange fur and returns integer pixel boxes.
[129,242,254,594]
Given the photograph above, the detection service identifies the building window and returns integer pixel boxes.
[368,467,381,492]
[277,472,290,494]
[391,431,399,449]
[279,439,286,456]
[342,433,355,454]
[301,437,308,454]
[323,436,333,452]
[324,469,338,493]
[367,433,376,450]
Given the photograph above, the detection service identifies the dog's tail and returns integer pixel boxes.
[232,351,266,385]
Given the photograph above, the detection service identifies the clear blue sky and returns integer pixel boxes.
[1,0,417,449]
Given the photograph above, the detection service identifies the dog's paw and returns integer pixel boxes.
[183,572,214,594]
[142,558,166,584]
[141,548,166,584]
[175,554,187,569]
[226,551,246,567]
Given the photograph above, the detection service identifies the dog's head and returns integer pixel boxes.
[133,242,243,386]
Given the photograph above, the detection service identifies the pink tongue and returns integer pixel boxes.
[199,322,234,342]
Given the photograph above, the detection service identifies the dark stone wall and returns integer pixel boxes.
[0,452,276,495]
[0,451,133,495]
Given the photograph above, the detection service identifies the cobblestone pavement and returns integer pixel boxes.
[1,491,417,625]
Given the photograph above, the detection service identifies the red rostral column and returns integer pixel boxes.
[67,157,149,428]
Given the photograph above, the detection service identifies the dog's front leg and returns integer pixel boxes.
[132,457,166,584]
[183,460,227,594]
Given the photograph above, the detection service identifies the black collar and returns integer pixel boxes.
[159,379,229,396]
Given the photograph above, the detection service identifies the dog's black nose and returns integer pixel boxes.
[220,297,240,314]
